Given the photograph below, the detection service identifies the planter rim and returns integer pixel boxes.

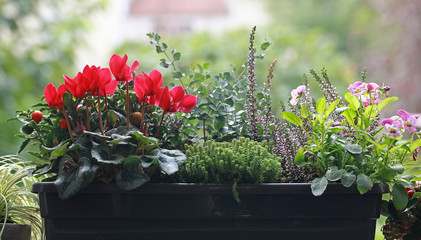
[32,181,389,195]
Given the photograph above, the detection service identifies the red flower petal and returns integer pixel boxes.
[178,94,197,113]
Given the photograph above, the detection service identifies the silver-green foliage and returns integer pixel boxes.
[177,137,282,183]
[0,155,42,239]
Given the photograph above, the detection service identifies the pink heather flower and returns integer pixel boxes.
[381,118,402,138]
[290,85,306,105]
[397,109,419,133]
[348,81,367,96]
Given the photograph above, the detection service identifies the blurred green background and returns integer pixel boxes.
[1,1,420,239]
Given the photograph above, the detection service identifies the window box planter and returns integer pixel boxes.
[32,182,387,240]
[0,223,31,240]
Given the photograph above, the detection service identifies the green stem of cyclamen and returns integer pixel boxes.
[97,91,105,135]
[85,96,90,131]
[155,111,166,138]
[104,90,110,130]
[126,82,130,128]
[61,104,75,142]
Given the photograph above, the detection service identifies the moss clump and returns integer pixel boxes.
[176,137,282,184]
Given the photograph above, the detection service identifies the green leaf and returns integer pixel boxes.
[344,142,362,154]
[115,169,150,191]
[17,138,31,154]
[372,166,398,182]
[173,71,183,79]
[356,174,373,194]
[341,108,357,126]
[280,112,303,126]
[311,177,328,196]
[341,172,356,187]
[301,103,309,119]
[377,97,398,111]
[392,183,408,210]
[294,148,307,167]
[140,149,161,168]
[260,41,271,50]
[51,142,70,158]
[54,156,98,200]
[173,52,181,61]
[130,131,159,151]
[326,166,343,181]
[158,149,187,175]
[390,163,405,174]
[409,139,421,152]
[344,92,360,111]
[91,145,124,164]
[364,104,378,116]
[316,97,327,116]
[325,99,340,118]
[335,107,350,115]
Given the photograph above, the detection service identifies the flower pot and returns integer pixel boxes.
[0,223,31,240]
[32,182,387,240]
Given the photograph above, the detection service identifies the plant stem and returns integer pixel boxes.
[0,194,8,238]
[61,104,75,142]
[84,96,90,131]
[97,91,105,135]
[126,82,130,128]
[155,111,166,138]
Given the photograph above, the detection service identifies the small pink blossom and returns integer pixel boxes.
[397,109,419,133]
[348,82,367,96]
[367,82,379,92]
[290,85,306,105]
[381,118,402,138]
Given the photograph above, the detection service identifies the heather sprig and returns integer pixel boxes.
[246,26,259,141]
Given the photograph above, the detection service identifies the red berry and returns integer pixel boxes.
[31,110,43,123]
[408,190,415,198]
[60,119,68,129]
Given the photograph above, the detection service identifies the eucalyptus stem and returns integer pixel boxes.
[61,104,75,142]
[97,91,105,135]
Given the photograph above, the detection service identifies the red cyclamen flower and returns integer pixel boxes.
[81,65,116,96]
[63,72,88,99]
[44,83,67,109]
[156,86,197,114]
[134,70,163,104]
[109,54,140,82]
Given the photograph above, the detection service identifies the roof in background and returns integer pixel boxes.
[130,0,228,16]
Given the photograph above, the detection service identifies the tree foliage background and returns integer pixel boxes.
[0,0,107,155]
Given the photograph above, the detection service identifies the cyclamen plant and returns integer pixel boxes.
[15,54,197,199]
[281,78,421,207]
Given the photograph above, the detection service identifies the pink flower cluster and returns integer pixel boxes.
[348,81,386,106]
[290,85,306,106]
[381,109,419,138]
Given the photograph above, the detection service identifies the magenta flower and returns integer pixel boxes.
[397,109,419,133]
[381,118,402,138]
[348,82,367,96]
[366,82,379,92]
[290,85,306,105]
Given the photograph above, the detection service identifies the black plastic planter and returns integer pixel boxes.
[32,182,387,240]
[0,223,31,240]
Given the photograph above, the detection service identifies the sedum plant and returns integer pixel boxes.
[0,155,42,240]
[176,137,282,184]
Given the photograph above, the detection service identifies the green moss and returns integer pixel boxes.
[177,137,282,184]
